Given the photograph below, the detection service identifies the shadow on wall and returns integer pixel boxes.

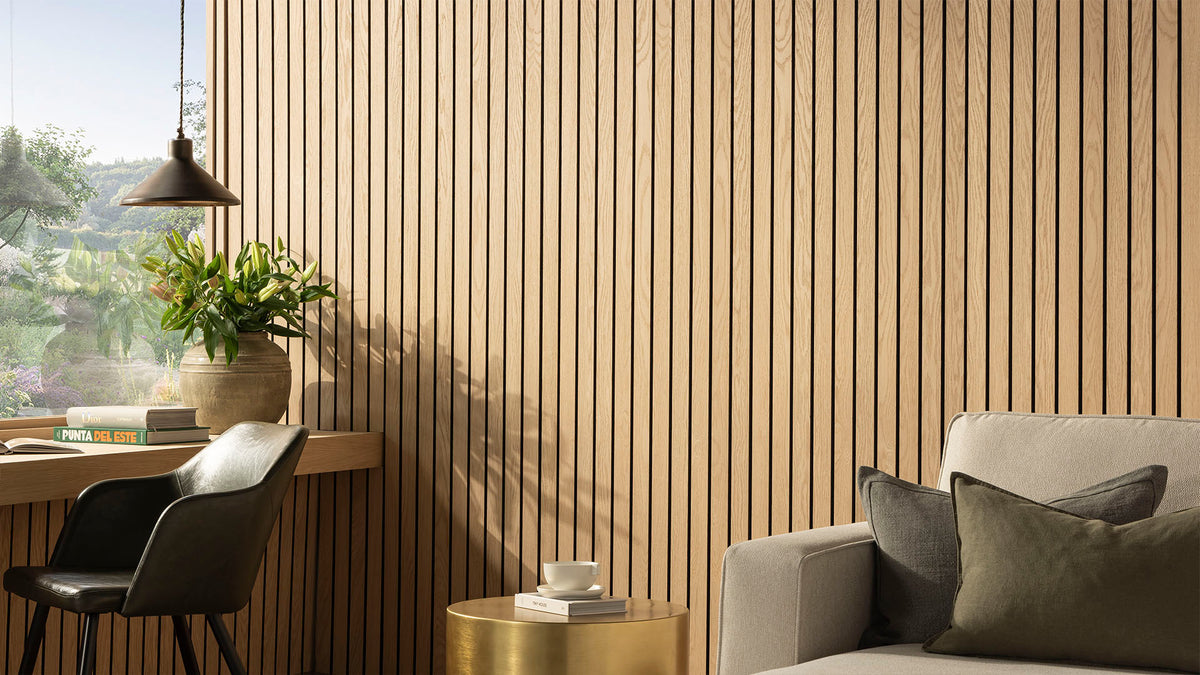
[297,284,617,666]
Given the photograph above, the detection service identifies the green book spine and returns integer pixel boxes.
[54,427,148,445]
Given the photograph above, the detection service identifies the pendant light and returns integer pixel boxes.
[121,0,239,207]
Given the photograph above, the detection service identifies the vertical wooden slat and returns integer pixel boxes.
[650,0,673,604]
[770,0,794,537]
[8,506,28,674]
[520,0,543,602]
[1183,0,1200,417]
[289,477,310,673]
[1106,0,1129,414]
[398,0,420,669]
[855,0,879,516]
[467,0,490,607]
[708,0,734,661]
[1128,0,1153,415]
[748,0,773,541]
[832,0,856,515]
[381,0,403,668]
[415,0,437,667]
[989,0,1013,413]
[670,0,694,615]
[44,501,65,675]
[630,0,654,602]
[965,0,989,413]
[541,0,562,601]
[944,0,966,448]
[920,0,944,486]
[593,0,615,599]
[557,0,581,567]
[1058,0,1082,415]
[431,0,455,669]
[1155,0,1179,417]
[730,0,753,548]
[364,0,387,667]
[875,0,898,477]
[689,0,713,668]
[1011,0,1034,414]
[502,0,524,600]
[1034,0,1057,413]
[611,0,635,601]
[575,0,598,571]
[449,0,472,612]
[1081,0,1105,414]
[897,0,921,484]
[811,0,834,523]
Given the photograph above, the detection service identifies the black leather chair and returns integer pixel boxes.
[3,421,309,675]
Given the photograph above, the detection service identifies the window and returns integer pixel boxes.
[0,0,207,416]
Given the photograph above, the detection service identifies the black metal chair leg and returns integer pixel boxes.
[17,603,49,675]
[77,613,98,675]
[172,615,202,675]
[207,613,247,675]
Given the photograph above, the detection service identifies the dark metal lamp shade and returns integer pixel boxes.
[0,129,69,210]
[120,138,240,207]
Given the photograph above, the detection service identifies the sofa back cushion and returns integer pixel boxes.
[939,412,1200,514]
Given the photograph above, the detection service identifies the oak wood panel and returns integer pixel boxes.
[120,1,1200,673]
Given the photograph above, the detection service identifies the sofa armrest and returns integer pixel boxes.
[718,522,875,675]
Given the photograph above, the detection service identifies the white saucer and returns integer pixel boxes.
[536,584,605,600]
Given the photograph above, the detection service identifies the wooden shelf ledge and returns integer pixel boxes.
[0,430,383,506]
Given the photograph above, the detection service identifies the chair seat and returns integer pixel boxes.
[4,567,133,614]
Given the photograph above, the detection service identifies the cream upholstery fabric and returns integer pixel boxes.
[717,522,874,675]
[938,412,1200,514]
[718,413,1200,675]
[758,643,1170,674]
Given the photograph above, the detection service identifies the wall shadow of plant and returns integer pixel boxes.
[296,276,618,667]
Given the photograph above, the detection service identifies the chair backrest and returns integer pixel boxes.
[120,422,308,616]
[175,421,307,496]
[939,412,1200,514]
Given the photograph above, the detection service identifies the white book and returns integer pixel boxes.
[66,406,198,431]
[514,592,627,616]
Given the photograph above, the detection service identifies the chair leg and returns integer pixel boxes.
[171,615,202,675]
[207,613,247,675]
[77,613,98,675]
[17,604,49,675]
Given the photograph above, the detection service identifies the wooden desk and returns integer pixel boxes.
[0,427,383,506]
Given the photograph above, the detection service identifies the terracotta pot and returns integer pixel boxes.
[179,331,292,434]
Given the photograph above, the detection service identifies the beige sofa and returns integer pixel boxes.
[718,412,1200,674]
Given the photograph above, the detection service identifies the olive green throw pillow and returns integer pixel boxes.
[925,473,1200,673]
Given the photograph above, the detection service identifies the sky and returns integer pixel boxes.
[1,0,206,163]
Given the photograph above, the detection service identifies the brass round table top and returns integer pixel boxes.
[446,597,690,674]
[447,596,688,625]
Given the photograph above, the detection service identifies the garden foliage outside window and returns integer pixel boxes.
[0,1,207,417]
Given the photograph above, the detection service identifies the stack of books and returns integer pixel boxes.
[514,592,628,617]
[53,406,210,445]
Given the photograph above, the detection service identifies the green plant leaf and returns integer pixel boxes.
[223,334,238,365]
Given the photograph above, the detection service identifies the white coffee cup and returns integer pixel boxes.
[542,561,600,591]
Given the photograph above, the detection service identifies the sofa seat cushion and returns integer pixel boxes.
[760,644,1178,674]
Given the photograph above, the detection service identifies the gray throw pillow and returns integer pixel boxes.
[925,473,1199,672]
[857,464,1168,646]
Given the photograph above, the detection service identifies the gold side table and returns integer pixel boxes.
[446,597,689,674]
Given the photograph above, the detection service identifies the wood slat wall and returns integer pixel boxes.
[207,0,1197,672]
[2,1,1191,674]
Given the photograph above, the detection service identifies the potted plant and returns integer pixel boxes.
[142,231,336,432]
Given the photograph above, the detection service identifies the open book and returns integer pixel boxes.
[0,438,84,455]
